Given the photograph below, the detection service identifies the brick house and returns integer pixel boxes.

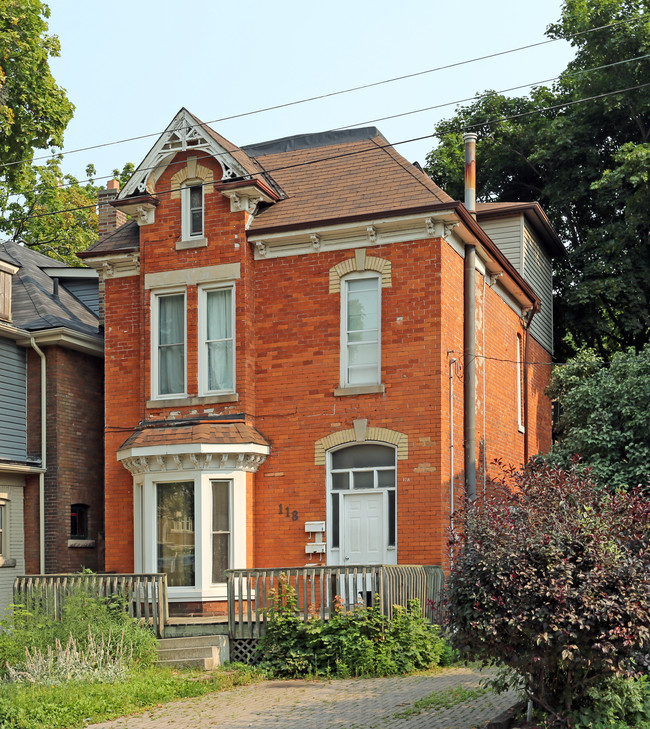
[80,108,562,615]
[0,242,104,610]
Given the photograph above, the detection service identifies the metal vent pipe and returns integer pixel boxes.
[463,132,477,501]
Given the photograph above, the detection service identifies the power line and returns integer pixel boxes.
[15,79,650,225]
[17,50,650,198]
[336,53,650,130]
[1,13,647,174]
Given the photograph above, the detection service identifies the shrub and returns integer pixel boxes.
[447,461,650,725]
[0,586,157,679]
[257,578,446,677]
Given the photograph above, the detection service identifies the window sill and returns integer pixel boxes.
[0,557,16,568]
[147,393,238,408]
[334,384,385,397]
[176,237,208,250]
[67,539,96,548]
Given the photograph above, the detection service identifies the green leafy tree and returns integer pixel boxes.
[0,160,134,265]
[0,0,74,189]
[547,345,650,489]
[425,0,650,358]
[447,462,650,725]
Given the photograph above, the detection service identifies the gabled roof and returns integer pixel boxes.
[118,108,263,200]
[0,241,99,336]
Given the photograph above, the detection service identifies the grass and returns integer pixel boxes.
[0,663,264,729]
[392,684,489,719]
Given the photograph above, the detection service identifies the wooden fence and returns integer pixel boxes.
[13,573,169,638]
[227,564,444,638]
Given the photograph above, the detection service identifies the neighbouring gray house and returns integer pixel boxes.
[0,241,104,612]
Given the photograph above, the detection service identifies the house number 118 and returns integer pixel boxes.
[279,504,299,521]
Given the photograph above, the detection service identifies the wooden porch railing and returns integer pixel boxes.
[13,573,169,638]
[227,564,444,639]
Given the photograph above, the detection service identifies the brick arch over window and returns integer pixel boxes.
[328,249,392,294]
[169,158,215,199]
[314,421,407,465]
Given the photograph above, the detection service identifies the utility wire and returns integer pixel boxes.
[335,53,650,130]
[16,50,650,198]
[1,13,647,173]
[15,79,650,224]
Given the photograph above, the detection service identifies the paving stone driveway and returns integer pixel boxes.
[88,667,519,729]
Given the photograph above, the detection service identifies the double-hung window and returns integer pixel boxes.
[154,290,186,398]
[199,285,235,394]
[182,184,204,240]
[341,273,381,386]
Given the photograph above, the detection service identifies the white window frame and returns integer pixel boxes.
[0,502,5,558]
[151,287,187,400]
[181,183,204,240]
[210,480,232,585]
[198,283,236,396]
[135,470,245,602]
[326,443,397,566]
[340,272,382,387]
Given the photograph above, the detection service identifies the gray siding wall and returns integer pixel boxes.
[479,216,523,271]
[62,279,99,316]
[523,224,554,353]
[0,338,27,461]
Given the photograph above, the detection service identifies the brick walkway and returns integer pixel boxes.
[88,667,519,729]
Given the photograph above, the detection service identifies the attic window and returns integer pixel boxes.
[182,184,204,239]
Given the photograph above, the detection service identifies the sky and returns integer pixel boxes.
[44,0,576,185]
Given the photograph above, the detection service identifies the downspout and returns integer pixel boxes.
[29,338,46,574]
[449,355,457,532]
[463,133,477,501]
[523,304,539,465]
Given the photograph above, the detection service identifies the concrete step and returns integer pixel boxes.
[157,656,216,670]
[156,634,229,669]
[157,635,228,651]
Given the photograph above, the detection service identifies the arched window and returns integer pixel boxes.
[327,444,396,563]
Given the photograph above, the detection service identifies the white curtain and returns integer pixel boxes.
[206,289,233,391]
[159,294,184,395]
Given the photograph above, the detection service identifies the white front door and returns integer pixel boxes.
[343,491,385,564]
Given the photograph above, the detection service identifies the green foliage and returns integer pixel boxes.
[0,589,158,678]
[571,676,650,729]
[547,344,650,489]
[425,0,650,358]
[0,0,74,189]
[447,461,650,724]
[0,664,263,729]
[257,579,446,677]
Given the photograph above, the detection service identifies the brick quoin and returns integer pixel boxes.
[85,120,555,615]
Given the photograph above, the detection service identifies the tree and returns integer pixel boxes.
[425,0,650,359]
[0,160,134,265]
[447,461,650,724]
[0,0,74,189]
[547,345,650,489]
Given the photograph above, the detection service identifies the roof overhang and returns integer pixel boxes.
[16,327,104,357]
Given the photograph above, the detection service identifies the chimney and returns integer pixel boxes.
[98,179,127,238]
[463,132,477,217]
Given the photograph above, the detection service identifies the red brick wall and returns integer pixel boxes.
[101,149,553,583]
[24,346,104,573]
